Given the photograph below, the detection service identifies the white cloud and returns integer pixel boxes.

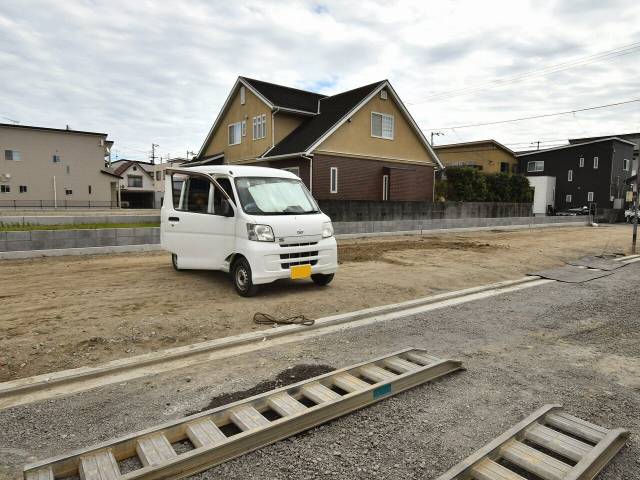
[0,0,639,160]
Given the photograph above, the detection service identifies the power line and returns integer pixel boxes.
[408,40,640,105]
[426,98,640,130]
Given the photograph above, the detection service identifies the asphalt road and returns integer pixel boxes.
[1,262,639,479]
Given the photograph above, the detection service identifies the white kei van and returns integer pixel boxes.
[161,165,338,296]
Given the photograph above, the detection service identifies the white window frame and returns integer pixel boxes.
[228,122,241,145]
[371,112,394,140]
[5,150,20,161]
[527,160,544,172]
[568,169,573,182]
[330,167,338,194]
[566,194,572,203]
[380,90,388,100]
[0,185,10,193]
[252,117,258,140]
[65,188,73,196]
[587,191,594,202]
[19,185,27,193]
[593,156,599,169]
[252,115,267,140]
[261,114,267,139]
[241,120,246,137]
[52,154,61,163]
[579,157,584,167]
[240,86,246,105]
[282,166,300,177]
[382,174,389,201]
[623,158,630,171]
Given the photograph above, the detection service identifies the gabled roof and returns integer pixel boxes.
[113,160,155,178]
[433,139,515,156]
[517,137,636,157]
[100,167,122,178]
[264,81,384,158]
[241,77,325,114]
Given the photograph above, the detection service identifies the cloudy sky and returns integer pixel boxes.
[1,0,639,161]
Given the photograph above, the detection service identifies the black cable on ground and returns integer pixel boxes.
[253,312,315,326]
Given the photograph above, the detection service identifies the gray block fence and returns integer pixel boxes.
[0,214,160,226]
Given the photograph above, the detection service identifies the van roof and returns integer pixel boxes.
[172,165,299,179]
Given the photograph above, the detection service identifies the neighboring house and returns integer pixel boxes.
[192,76,443,201]
[111,158,185,208]
[517,137,635,213]
[0,123,117,207]
[434,139,518,174]
[569,132,640,176]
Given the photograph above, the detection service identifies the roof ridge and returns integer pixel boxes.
[240,76,326,98]
[320,80,386,103]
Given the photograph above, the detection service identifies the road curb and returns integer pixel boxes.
[0,243,163,260]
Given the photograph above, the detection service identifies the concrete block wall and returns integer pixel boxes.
[332,216,586,235]
[0,227,160,252]
[0,214,160,226]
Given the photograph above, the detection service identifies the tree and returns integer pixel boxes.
[444,167,487,201]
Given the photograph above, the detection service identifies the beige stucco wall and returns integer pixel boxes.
[315,91,435,165]
[0,126,115,204]
[274,112,304,144]
[435,143,518,174]
[203,86,272,163]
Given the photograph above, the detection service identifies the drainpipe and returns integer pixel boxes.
[53,176,57,209]
[302,154,313,193]
[271,108,280,148]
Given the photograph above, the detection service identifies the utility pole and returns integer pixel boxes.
[151,143,159,164]
[633,172,639,253]
[431,131,444,146]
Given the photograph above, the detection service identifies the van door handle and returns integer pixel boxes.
[168,216,180,222]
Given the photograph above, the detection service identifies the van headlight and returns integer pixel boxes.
[247,223,275,242]
[321,221,334,238]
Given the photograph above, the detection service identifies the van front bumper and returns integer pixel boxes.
[241,236,338,285]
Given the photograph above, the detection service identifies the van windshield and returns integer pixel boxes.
[234,177,319,215]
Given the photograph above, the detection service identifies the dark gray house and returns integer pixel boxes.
[569,132,639,176]
[517,137,635,213]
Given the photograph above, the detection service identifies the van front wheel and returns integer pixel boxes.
[311,273,334,286]
[232,258,259,297]
[171,254,181,271]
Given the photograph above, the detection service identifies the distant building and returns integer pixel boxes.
[569,133,639,176]
[434,139,519,174]
[190,76,443,201]
[517,137,635,214]
[111,158,185,208]
[0,123,117,207]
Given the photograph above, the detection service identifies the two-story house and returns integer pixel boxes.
[192,77,443,201]
[434,139,519,174]
[517,137,635,213]
[0,123,118,207]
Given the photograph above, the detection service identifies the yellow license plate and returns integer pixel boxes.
[290,264,312,279]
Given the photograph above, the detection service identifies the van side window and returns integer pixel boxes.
[185,177,210,214]
[215,177,236,203]
[172,174,187,209]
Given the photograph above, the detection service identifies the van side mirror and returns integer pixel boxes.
[221,199,234,217]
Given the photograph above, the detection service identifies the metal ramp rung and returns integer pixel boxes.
[436,404,629,480]
[24,347,462,480]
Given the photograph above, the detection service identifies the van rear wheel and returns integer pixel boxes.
[311,273,334,286]
[171,254,181,271]
[232,258,259,297]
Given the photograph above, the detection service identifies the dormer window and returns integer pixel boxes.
[371,112,394,140]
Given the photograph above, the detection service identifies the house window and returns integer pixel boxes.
[88,185,92,195]
[587,191,594,202]
[282,166,300,177]
[593,156,599,169]
[330,167,338,193]
[252,115,267,140]
[566,194,572,203]
[568,169,573,182]
[500,162,509,173]
[527,160,544,172]
[241,120,247,137]
[380,90,388,100]
[228,122,241,145]
[133,166,137,171]
[128,175,143,187]
[382,174,389,201]
[53,154,61,163]
[0,185,10,193]
[579,157,584,167]
[65,189,73,195]
[623,158,630,171]
[19,185,27,193]
[155,171,162,181]
[240,86,246,105]
[66,165,70,174]
[371,112,394,139]
[5,150,20,161]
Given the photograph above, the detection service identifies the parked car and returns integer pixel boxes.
[161,165,338,296]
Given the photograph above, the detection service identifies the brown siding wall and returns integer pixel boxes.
[312,154,433,201]
[247,158,311,189]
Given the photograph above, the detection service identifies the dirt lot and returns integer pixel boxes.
[0,225,632,382]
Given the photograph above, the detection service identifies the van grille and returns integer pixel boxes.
[279,242,318,248]
[280,250,319,269]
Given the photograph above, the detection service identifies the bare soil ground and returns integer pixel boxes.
[0,225,632,382]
